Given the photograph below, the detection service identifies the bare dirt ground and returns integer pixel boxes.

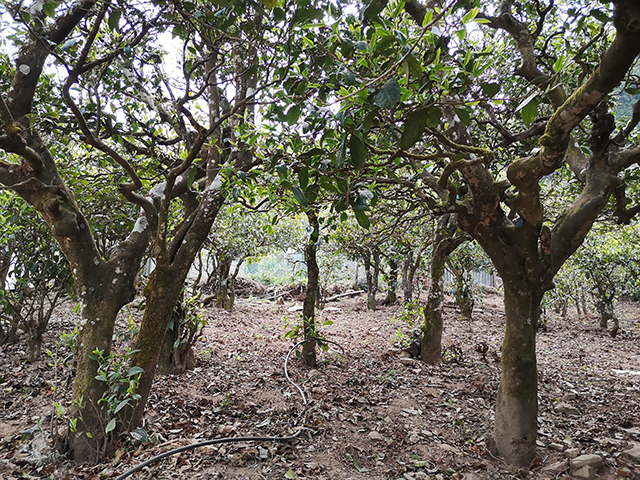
[1,289,640,479]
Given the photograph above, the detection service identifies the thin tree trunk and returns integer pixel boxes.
[421,216,464,364]
[383,257,398,305]
[302,210,320,368]
[125,263,186,428]
[364,252,376,310]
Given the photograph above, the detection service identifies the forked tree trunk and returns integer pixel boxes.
[493,282,540,466]
[302,210,320,368]
[420,216,464,364]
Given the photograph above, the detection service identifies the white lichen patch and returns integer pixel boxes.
[19,64,31,75]
[112,278,117,284]
[93,257,100,265]
[115,267,122,274]
[132,216,149,234]
[207,175,222,192]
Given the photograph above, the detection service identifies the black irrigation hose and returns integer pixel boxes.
[114,431,302,480]
[284,337,346,405]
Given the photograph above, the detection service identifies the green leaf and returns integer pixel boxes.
[361,0,386,21]
[521,98,539,126]
[362,110,377,134]
[105,418,117,434]
[400,110,430,150]
[126,366,144,377]
[113,399,129,415]
[426,107,441,127]
[130,427,149,443]
[108,8,122,30]
[261,0,277,9]
[285,468,297,479]
[374,78,401,109]
[43,1,57,18]
[291,184,309,207]
[454,107,471,126]
[298,167,309,191]
[95,374,108,382]
[590,9,610,23]
[481,82,500,97]
[285,105,301,125]
[343,70,356,86]
[337,135,347,168]
[292,8,323,25]
[353,210,370,229]
[349,134,366,170]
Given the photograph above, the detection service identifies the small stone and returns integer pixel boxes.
[308,369,320,379]
[571,454,603,470]
[437,443,459,454]
[554,401,580,415]
[541,460,568,474]
[562,393,577,401]
[399,358,415,365]
[573,465,596,479]
[399,350,412,358]
[622,444,640,463]
[409,433,420,444]
[565,448,580,458]
[368,430,384,441]
[548,442,565,452]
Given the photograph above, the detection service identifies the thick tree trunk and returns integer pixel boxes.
[493,282,540,466]
[302,210,320,368]
[420,216,464,364]
[69,262,139,463]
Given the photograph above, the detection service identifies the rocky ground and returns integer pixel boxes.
[1,288,640,479]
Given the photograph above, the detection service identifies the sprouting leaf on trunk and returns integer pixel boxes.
[105,418,117,434]
[374,78,401,109]
[349,133,366,170]
[400,110,430,150]
[127,366,144,377]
